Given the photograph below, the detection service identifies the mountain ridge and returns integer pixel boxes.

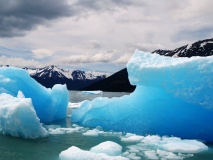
[25,65,109,90]
[152,38,213,57]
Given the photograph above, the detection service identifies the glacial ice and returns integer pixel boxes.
[0,67,69,123]
[72,50,213,142]
[0,92,48,138]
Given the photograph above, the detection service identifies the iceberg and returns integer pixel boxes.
[72,50,213,142]
[0,67,69,123]
[82,90,103,95]
[0,92,48,138]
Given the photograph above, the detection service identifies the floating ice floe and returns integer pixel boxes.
[68,102,82,109]
[121,133,144,143]
[0,67,69,123]
[59,142,128,160]
[82,129,99,136]
[72,50,213,142]
[90,141,122,156]
[82,90,103,95]
[0,92,48,139]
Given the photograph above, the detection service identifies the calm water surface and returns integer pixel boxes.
[0,91,213,160]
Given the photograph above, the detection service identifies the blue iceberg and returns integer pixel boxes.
[72,50,213,142]
[0,67,69,123]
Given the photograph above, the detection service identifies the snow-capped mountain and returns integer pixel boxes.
[153,38,213,57]
[23,65,109,90]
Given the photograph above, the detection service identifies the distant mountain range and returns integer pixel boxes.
[83,38,213,92]
[24,65,109,90]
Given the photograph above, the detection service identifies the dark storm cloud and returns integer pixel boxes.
[0,0,147,38]
[0,0,72,37]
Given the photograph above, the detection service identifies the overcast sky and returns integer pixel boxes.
[0,0,213,73]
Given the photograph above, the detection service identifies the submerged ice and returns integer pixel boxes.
[0,67,69,123]
[72,50,213,142]
[0,92,48,138]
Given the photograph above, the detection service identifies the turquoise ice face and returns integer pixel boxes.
[72,50,213,142]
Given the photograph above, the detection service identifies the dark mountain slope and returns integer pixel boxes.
[82,68,136,92]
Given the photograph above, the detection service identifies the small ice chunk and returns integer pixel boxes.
[82,129,99,136]
[121,134,144,143]
[59,146,129,160]
[68,102,82,109]
[90,141,122,156]
[144,150,159,160]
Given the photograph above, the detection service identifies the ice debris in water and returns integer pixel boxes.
[46,125,84,135]
[56,125,207,160]
[59,142,128,160]
[72,50,213,142]
[0,67,69,123]
[122,134,207,160]
[0,92,48,139]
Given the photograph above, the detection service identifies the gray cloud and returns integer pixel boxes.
[125,42,164,52]
[0,0,147,38]
[172,26,213,42]
[74,0,146,11]
[58,52,112,64]
[0,0,72,37]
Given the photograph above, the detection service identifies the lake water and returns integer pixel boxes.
[0,91,213,160]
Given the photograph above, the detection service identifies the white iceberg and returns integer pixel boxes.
[90,141,122,156]
[0,67,69,123]
[0,92,48,139]
[72,50,213,142]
